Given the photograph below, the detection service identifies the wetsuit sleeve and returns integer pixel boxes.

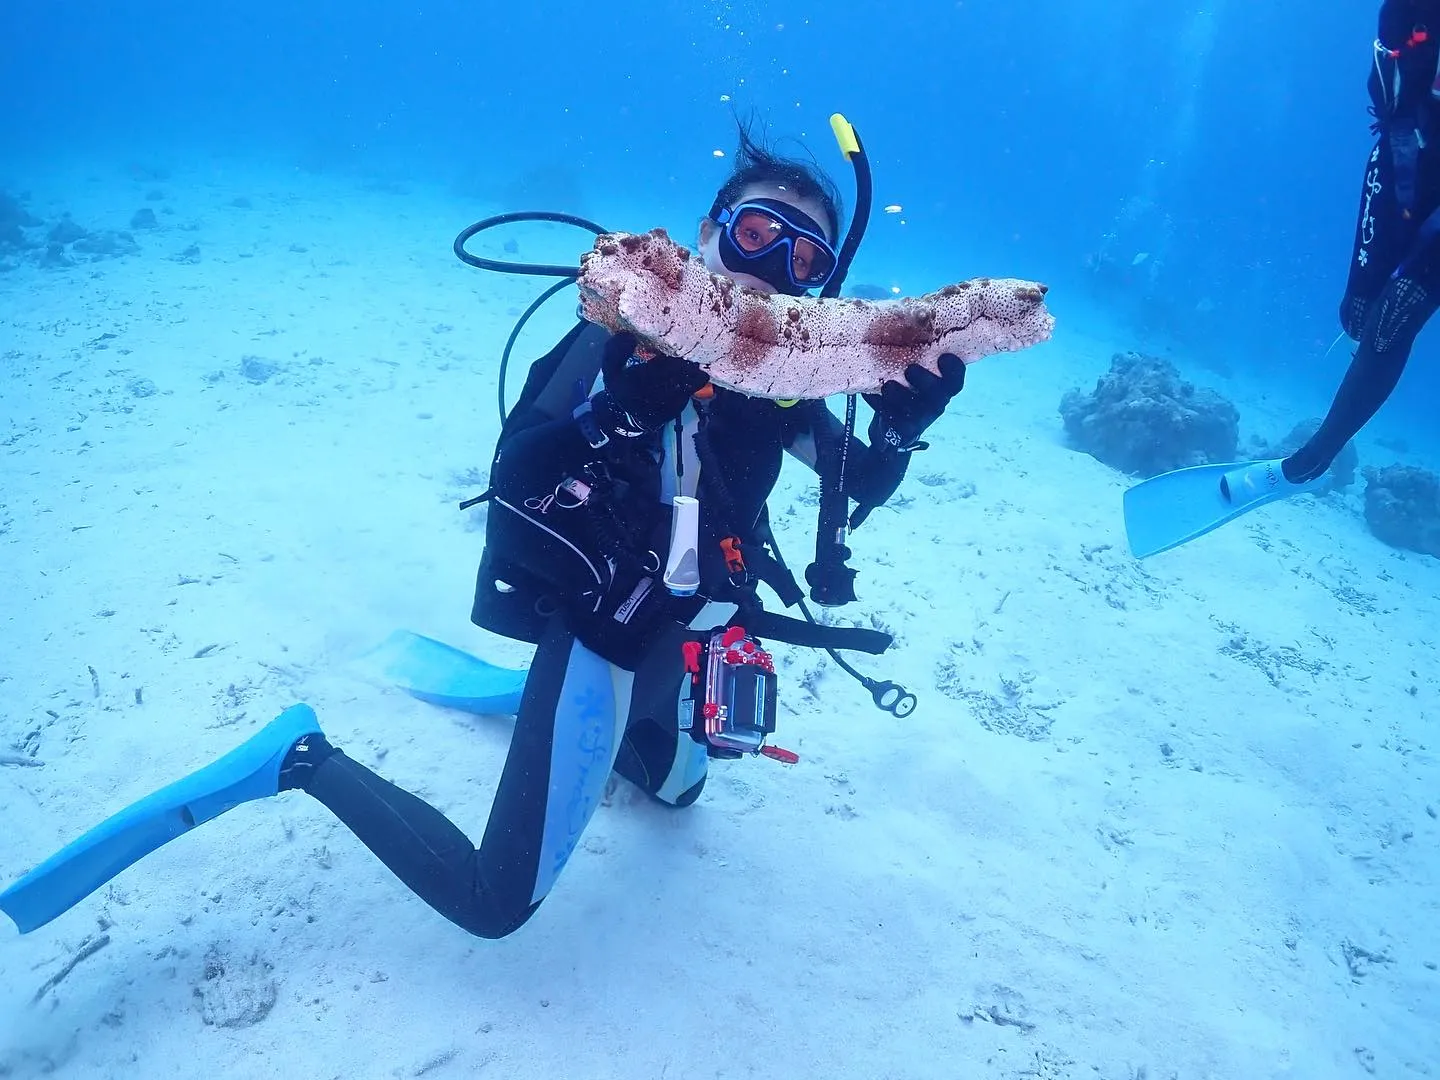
[781,403,909,515]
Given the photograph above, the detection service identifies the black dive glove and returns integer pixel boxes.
[864,353,966,455]
[577,332,708,446]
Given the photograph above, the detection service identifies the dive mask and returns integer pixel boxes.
[709,197,837,296]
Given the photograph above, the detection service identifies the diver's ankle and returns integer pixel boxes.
[279,733,335,791]
[1281,455,1322,485]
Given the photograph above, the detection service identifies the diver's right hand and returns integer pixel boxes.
[588,332,709,438]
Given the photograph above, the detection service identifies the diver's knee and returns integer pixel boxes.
[457,898,542,940]
[648,774,706,809]
[670,775,707,808]
[1339,293,1369,341]
[1370,276,1432,353]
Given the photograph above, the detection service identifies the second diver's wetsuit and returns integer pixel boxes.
[284,321,908,939]
[1287,0,1440,481]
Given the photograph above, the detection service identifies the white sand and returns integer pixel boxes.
[1,161,1437,1079]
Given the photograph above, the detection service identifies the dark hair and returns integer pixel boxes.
[712,117,845,242]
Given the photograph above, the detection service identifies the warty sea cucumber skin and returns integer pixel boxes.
[577,228,1054,400]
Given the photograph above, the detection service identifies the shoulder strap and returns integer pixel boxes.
[500,320,612,446]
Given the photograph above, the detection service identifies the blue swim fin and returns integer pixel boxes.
[0,704,322,934]
[363,630,527,716]
[1123,458,1327,559]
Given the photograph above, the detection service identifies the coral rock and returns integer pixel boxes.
[1060,352,1239,477]
[1362,464,1440,557]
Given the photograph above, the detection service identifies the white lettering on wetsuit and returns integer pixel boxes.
[1360,144,1383,268]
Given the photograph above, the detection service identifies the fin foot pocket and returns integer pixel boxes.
[1123,458,1323,559]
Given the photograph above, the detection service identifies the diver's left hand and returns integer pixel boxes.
[864,353,966,454]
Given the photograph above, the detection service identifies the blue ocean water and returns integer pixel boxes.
[1,0,1384,385]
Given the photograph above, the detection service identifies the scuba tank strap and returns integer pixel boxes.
[742,511,807,609]
[732,514,892,650]
[500,319,612,442]
[737,543,805,608]
[735,603,892,656]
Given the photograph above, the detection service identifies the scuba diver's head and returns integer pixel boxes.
[698,121,844,297]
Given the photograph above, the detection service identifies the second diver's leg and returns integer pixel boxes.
[288,615,631,939]
[1285,272,1440,483]
[1289,131,1438,484]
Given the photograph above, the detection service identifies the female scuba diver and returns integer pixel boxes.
[1,122,967,940]
[1123,0,1440,558]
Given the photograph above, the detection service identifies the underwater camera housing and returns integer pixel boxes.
[679,626,778,759]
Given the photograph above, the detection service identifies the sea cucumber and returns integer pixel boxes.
[576,228,1054,399]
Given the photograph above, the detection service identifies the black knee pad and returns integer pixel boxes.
[613,717,708,807]
[1372,276,1430,352]
[457,898,543,941]
[1339,292,1370,341]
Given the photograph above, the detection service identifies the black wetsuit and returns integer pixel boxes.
[288,322,907,939]
[1287,0,1440,481]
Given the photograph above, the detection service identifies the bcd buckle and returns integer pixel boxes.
[524,474,592,514]
[720,535,749,587]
